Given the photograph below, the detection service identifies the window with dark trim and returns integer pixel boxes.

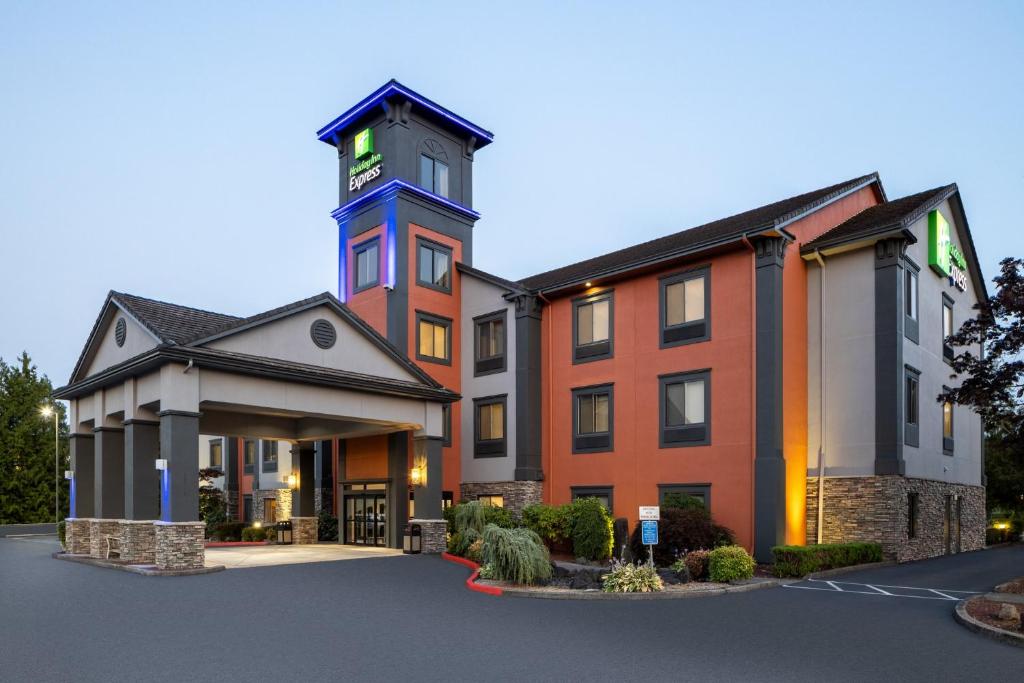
[908,491,919,539]
[942,295,955,364]
[573,290,613,363]
[262,440,278,472]
[659,484,711,510]
[904,261,919,344]
[474,310,507,376]
[209,439,223,470]
[244,440,256,473]
[659,370,710,447]
[419,153,449,198]
[473,395,507,458]
[572,384,613,453]
[416,312,452,364]
[477,494,504,507]
[353,238,380,292]
[416,238,452,292]
[571,486,613,513]
[442,491,454,510]
[660,267,710,347]
[942,385,954,455]
[904,366,920,447]
[441,404,452,447]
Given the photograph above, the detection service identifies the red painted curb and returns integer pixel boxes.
[204,541,271,547]
[441,552,503,596]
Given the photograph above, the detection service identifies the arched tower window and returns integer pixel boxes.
[419,139,449,198]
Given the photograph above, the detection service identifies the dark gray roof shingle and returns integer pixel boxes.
[112,291,242,345]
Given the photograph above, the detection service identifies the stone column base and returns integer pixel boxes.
[459,481,543,517]
[65,518,92,555]
[88,519,122,559]
[154,521,206,570]
[291,517,318,544]
[119,520,157,564]
[410,519,447,554]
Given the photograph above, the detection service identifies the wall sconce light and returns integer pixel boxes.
[409,456,427,487]
[287,473,298,489]
[64,470,74,480]
[154,459,168,471]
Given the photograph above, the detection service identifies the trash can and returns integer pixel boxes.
[403,523,422,554]
[276,520,293,545]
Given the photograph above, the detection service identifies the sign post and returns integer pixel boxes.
[639,506,660,568]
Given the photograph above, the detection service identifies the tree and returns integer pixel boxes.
[0,352,69,524]
[941,257,1024,513]
[198,467,227,531]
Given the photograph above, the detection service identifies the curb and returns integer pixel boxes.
[954,597,1024,648]
[205,541,272,548]
[496,577,780,600]
[805,560,896,580]
[440,553,502,596]
[53,552,225,577]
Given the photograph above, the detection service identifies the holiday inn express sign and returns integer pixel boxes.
[349,127,383,192]
[928,209,967,291]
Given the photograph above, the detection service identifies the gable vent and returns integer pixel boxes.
[115,318,127,347]
[310,319,337,349]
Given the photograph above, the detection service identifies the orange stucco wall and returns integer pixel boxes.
[345,224,388,335]
[406,223,463,496]
[345,434,389,479]
[542,248,756,549]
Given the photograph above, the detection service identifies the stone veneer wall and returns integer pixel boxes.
[253,488,293,523]
[66,518,92,555]
[410,519,447,553]
[805,476,985,562]
[154,522,206,570]
[119,520,157,564]
[460,481,543,517]
[88,519,121,559]
[291,517,317,544]
[225,490,239,522]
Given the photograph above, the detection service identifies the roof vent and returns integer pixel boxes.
[310,319,337,349]
[115,318,127,347]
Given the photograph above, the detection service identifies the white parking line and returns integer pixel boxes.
[783,578,981,601]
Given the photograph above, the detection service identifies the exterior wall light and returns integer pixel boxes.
[155,459,168,470]
[253,521,262,528]
[409,456,427,487]
[287,473,298,489]
[409,465,423,487]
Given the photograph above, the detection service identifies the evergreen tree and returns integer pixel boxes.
[0,352,69,524]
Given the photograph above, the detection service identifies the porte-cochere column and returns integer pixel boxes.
[154,410,205,570]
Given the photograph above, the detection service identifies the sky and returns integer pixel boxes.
[1,0,1022,386]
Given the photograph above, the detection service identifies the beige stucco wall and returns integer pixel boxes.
[84,307,158,378]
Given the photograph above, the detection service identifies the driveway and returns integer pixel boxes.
[1,537,1021,682]
[206,543,402,568]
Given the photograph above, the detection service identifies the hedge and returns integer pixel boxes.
[771,542,882,577]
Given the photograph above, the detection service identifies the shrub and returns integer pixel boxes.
[771,543,882,578]
[210,521,246,542]
[628,507,735,566]
[661,492,709,516]
[318,510,339,542]
[684,549,711,580]
[466,538,484,563]
[57,520,66,549]
[708,545,756,582]
[601,561,663,593]
[570,498,614,561]
[241,526,269,542]
[447,527,481,557]
[453,501,487,536]
[478,563,496,580]
[481,524,551,585]
[482,504,516,529]
[521,503,571,545]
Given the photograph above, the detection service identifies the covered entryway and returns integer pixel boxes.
[54,291,457,571]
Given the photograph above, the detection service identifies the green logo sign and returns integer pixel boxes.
[354,128,374,159]
[928,209,968,291]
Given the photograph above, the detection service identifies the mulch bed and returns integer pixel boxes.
[966,598,1024,634]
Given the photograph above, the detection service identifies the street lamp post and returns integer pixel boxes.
[40,405,58,525]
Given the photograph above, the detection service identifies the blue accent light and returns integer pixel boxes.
[386,196,397,288]
[68,475,76,517]
[160,468,171,522]
[317,80,494,147]
[338,222,348,302]
[331,177,480,224]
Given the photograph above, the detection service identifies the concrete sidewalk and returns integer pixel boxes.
[205,543,404,568]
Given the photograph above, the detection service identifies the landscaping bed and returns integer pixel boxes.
[965,597,1024,634]
[955,575,1024,647]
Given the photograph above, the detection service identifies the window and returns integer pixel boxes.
[942,295,954,363]
[904,366,920,447]
[209,439,223,470]
[573,290,613,363]
[262,441,278,472]
[477,495,504,507]
[660,268,710,347]
[659,484,711,510]
[904,262,919,343]
[416,312,451,364]
[441,404,452,447]
[243,494,253,522]
[353,238,379,292]
[942,386,954,454]
[474,310,507,376]
[572,384,613,453]
[416,238,452,292]
[244,440,256,473]
[571,487,613,513]
[419,153,449,197]
[442,491,454,510]
[474,395,507,458]
[908,491,919,539]
[660,370,710,447]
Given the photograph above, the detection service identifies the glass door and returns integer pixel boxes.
[343,487,388,547]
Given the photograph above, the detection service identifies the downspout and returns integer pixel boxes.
[537,291,553,504]
[812,249,827,544]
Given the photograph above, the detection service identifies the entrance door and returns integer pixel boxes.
[943,495,953,554]
[344,493,388,546]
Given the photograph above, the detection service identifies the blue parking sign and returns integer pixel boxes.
[641,520,658,546]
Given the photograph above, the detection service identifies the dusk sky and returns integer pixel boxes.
[2,1,1021,386]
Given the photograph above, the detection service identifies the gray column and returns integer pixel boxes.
[124,420,160,520]
[386,432,408,550]
[314,439,334,516]
[752,235,788,563]
[69,434,95,518]
[514,293,544,481]
[293,443,316,517]
[225,437,240,520]
[158,411,200,522]
[413,436,443,520]
[93,427,125,519]
[874,238,907,475]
